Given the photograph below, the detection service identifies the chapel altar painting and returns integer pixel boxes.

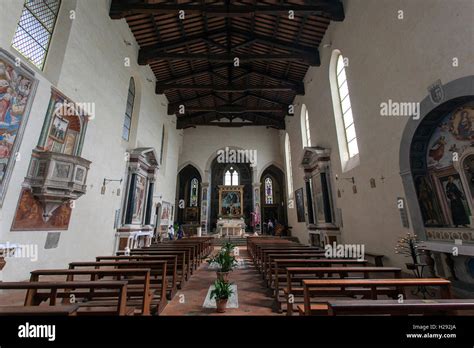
[414,103,473,228]
[218,185,243,218]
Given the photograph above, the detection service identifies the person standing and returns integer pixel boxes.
[267,219,274,236]
[168,225,175,240]
[177,225,184,239]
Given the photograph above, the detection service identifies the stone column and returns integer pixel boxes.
[200,183,210,234]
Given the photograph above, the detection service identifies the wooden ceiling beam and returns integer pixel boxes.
[145,53,319,65]
[178,105,288,114]
[157,83,304,94]
[110,1,344,21]
[138,29,224,64]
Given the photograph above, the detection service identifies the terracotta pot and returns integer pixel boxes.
[216,271,230,282]
[216,298,228,313]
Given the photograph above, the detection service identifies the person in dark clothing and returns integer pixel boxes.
[445,176,470,227]
[177,225,185,239]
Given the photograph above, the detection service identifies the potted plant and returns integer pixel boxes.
[207,247,238,282]
[210,279,234,313]
[222,241,236,255]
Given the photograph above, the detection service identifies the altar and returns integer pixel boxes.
[217,218,245,237]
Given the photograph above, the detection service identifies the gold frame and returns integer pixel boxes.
[218,185,244,218]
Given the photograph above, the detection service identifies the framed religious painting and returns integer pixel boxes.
[160,201,171,226]
[218,185,243,218]
[295,187,305,222]
[436,172,471,227]
[49,115,69,143]
[0,48,38,207]
[131,174,146,224]
[311,173,334,224]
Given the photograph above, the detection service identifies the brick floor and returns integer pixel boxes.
[161,247,281,316]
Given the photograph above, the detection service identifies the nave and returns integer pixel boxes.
[1,235,473,317]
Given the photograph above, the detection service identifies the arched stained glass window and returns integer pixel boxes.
[224,167,239,186]
[285,133,294,198]
[190,178,198,207]
[265,177,273,204]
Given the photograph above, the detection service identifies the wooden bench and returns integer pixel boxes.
[123,249,190,284]
[0,305,80,316]
[0,281,133,316]
[270,259,369,293]
[281,266,401,315]
[263,253,330,285]
[326,299,474,316]
[30,268,153,315]
[96,255,178,299]
[300,278,452,316]
[257,247,321,272]
[365,252,385,267]
[142,245,196,273]
[68,260,168,315]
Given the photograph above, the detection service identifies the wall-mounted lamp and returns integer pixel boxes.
[101,178,123,196]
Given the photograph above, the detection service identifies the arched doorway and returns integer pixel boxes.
[210,158,252,232]
[260,165,287,232]
[177,165,202,234]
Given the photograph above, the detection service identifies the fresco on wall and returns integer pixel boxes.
[427,106,473,168]
[0,49,38,206]
[463,154,474,201]
[11,189,71,231]
[416,104,473,228]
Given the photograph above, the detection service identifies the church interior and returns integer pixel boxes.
[0,0,473,344]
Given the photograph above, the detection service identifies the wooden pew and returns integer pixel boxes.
[300,278,452,316]
[69,260,168,315]
[264,253,328,285]
[96,255,178,299]
[281,266,401,315]
[123,249,190,284]
[327,299,474,316]
[30,268,153,315]
[257,246,319,272]
[142,245,196,272]
[0,281,133,316]
[0,304,80,316]
[365,252,385,267]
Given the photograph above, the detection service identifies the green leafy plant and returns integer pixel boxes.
[222,242,236,253]
[210,279,234,300]
[207,249,238,272]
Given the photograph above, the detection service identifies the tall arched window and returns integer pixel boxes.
[190,178,198,207]
[300,104,312,147]
[160,125,165,164]
[12,0,62,70]
[122,77,135,141]
[330,50,360,170]
[285,133,294,198]
[264,177,273,204]
[224,167,239,186]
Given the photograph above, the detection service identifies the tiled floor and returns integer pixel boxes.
[161,247,281,316]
